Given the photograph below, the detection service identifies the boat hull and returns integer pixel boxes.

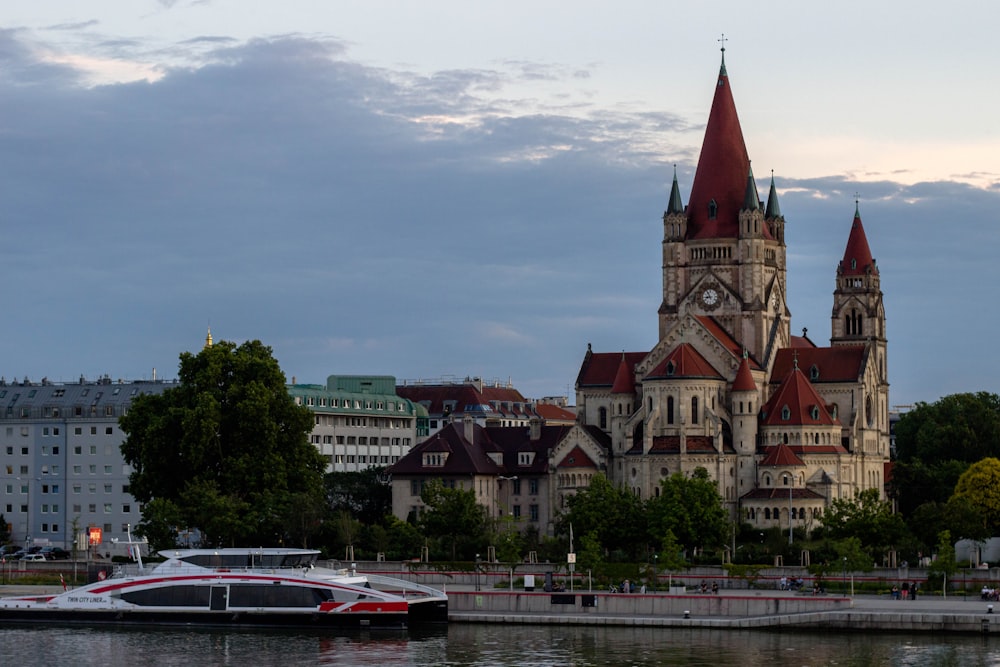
[0,601,446,631]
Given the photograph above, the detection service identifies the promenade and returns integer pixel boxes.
[445,586,1000,634]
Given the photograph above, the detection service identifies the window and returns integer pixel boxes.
[512,479,522,495]
[105,427,113,435]
[529,504,539,522]
[123,504,131,513]
[691,396,699,424]
[529,479,539,495]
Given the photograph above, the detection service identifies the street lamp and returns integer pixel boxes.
[497,475,518,518]
[475,553,481,591]
[782,474,793,546]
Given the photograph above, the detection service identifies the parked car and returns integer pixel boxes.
[21,553,47,562]
[0,545,20,557]
[40,547,71,560]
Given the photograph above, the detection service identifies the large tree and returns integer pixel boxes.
[951,457,1000,536]
[557,474,645,560]
[325,467,392,526]
[120,339,326,548]
[646,468,729,554]
[820,487,908,560]
[418,479,489,560]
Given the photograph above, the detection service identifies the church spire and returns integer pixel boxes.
[204,326,213,349]
[667,164,684,214]
[686,42,751,239]
[839,200,877,277]
[765,172,782,219]
[742,163,760,211]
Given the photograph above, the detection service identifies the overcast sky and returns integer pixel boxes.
[1,1,997,407]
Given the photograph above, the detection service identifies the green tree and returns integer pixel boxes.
[647,468,728,554]
[0,513,9,545]
[951,457,1000,534]
[557,474,644,560]
[120,339,326,548]
[821,488,908,560]
[927,530,958,593]
[418,479,489,560]
[325,467,392,526]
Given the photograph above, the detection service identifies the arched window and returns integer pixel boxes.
[781,405,791,420]
[709,199,718,219]
[692,396,699,424]
[764,508,771,520]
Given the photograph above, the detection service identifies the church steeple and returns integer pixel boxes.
[686,43,751,239]
[765,172,782,219]
[204,327,213,349]
[839,201,877,277]
[667,165,684,215]
[742,164,760,211]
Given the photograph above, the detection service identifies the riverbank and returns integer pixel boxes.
[444,586,1000,634]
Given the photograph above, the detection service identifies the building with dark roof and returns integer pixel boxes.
[572,50,890,533]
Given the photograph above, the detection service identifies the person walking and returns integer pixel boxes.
[910,582,918,600]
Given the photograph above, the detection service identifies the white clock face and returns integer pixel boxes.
[702,288,719,306]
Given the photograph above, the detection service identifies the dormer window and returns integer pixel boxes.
[422,452,448,467]
[810,406,820,420]
[666,361,676,376]
[708,199,718,219]
[781,405,791,420]
[810,365,820,381]
[518,452,534,466]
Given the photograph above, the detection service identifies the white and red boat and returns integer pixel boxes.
[0,547,447,630]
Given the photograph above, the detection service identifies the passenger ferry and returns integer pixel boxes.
[0,547,447,630]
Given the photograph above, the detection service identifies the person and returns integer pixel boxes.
[712,581,719,594]
[910,582,918,600]
[700,581,708,594]
[891,585,899,600]
[780,576,787,591]
[901,582,909,600]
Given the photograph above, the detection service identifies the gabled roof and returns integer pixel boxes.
[686,56,772,241]
[576,347,648,388]
[557,444,599,469]
[761,365,840,426]
[388,422,504,476]
[645,343,723,381]
[533,403,577,424]
[759,442,805,467]
[839,202,878,277]
[771,346,866,385]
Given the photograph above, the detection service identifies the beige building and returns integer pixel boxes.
[569,51,891,534]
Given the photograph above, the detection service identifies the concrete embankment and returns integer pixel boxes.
[445,588,1000,634]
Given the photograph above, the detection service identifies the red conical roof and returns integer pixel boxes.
[731,354,756,392]
[839,203,877,277]
[686,59,751,240]
[611,354,635,394]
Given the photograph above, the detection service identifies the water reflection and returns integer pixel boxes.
[1,623,997,666]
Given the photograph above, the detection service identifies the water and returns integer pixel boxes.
[2,623,999,666]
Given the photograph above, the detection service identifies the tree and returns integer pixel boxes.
[821,488,908,560]
[418,479,489,560]
[0,513,9,545]
[646,468,728,554]
[325,467,392,526]
[951,457,1000,535]
[557,474,644,560]
[120,339,326,548]
[927,530,958,594]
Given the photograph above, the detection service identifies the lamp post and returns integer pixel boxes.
[783,474,793,546]
[497,475,518,518]
[475,553,481,591]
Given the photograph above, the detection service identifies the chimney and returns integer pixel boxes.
[463,414,476,443]
[529,416,541,441]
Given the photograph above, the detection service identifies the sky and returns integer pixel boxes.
[1,1,998,407]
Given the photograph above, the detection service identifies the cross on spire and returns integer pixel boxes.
[718,33,727,54]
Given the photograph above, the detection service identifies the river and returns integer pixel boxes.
[2,623,999,666]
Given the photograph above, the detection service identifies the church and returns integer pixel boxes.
[559,50,891,533]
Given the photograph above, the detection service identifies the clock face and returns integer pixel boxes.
[702,288,719,306]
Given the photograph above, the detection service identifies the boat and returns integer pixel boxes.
[0,547,448,630]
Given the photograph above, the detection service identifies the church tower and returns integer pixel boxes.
[658,47,789,374]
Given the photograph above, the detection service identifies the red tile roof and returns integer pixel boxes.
[695,316,763,370]
[577,349,648,388]
[395,383,527,416]
[557,445,599,469]
[762,366,840,426]
[611,354,636,394]
[645,343,723,381]
[731,355,757,392]
[685,60,771,241]
[759,442,805,467]
[648,435,732,454]
[770,346,866,384]
[839,206,878,277]
[533,403,577,423]
[740,487,826,501]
